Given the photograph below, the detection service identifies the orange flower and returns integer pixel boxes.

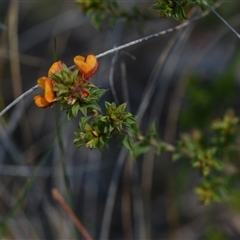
[74,54,98,80]
[48,61,62,78]
[34,77,55,108]
[34,61,61,108]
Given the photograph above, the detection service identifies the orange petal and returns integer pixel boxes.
[86,55,98,71]
[74,56,89,70]
[78,61,91,73]
[37,77,48,89]
[84,54,98,79]
[74,55,85,64]
[34,95,52,108]
[81,88,89,98]
[74,54,98,80]
[48,61,62,77]
[44,78,55,103]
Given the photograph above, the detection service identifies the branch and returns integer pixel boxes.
[0,2,221,118]
[52,188,93,240]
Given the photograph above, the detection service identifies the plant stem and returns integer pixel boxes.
[52,188,93,240]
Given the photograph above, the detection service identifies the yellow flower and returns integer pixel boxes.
[74,54,98,80]
[34,77,55,108]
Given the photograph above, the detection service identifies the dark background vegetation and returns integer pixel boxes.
[0,0,240,239]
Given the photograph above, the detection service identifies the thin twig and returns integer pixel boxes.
[52,188,93,240]
[0,2,222,118]
[204,1,240,40]
[0,85,38,118]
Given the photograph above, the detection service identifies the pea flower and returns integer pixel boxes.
[34,77,55,108]
[34,61,62,108]
[74,54,98,80]
[48,61,63,77]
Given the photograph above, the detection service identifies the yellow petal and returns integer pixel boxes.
[34,95,51,108]
[48,61,62,77]
[44,78,55,103]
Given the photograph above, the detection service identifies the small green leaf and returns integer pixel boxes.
[122,135,133,152]
[72,103,80,117]
[132,142,151,159]
[80,106,88,116]
[79,116,91,128]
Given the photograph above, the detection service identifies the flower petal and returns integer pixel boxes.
[37,77,48,89]
[48,61,62,77]
[44,78,55,103]
[74,54,98,80]
[74,56,89,71]
[85,55,98,71]
[81,88,89,98]
[74,55,85,64]
[34,95,52,108]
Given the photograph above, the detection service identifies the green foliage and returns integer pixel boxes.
[175,112,240,204]
[40,58,174,160]
[52,64,106,120]
[121,122,175,159]
[44,59,174,158]
[39,56,240,205]
[74,102,137,150]
[195,178,229,205]
[153,0,213,20]
[73,101,175,159]
[76,0,214,26]
[76,0,151,29]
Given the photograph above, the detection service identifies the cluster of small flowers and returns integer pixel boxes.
[34,54,98,108]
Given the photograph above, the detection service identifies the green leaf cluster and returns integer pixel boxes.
[49,61,173,160]
[122,122,175,159]
[175,112,240,204]
[51,63,106,120]
[46,58,240,207]
[153,0,213,21]
[195,178,229,205]
[76,0,214,25]
[74,102,175,158]
[76,0,151,29]
[74,102,137,150]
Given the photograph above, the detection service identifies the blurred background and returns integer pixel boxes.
[1,0,240,239]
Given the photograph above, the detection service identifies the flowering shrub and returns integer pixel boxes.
[34,54,174,158]
[153,0,213,20]
[174,112,240,204]
[32,48,240,206]
[77,0,214,27]
[1,5,240,239]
